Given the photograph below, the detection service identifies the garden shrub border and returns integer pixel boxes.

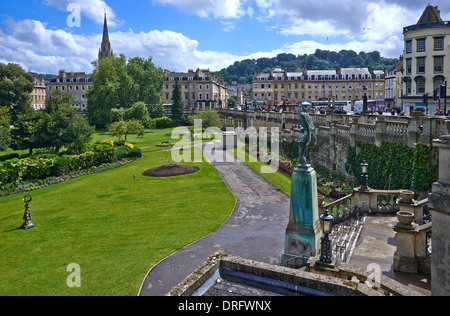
[0,142,143,197]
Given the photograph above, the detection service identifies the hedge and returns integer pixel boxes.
[0,144,117,187]
[346,141,438,191]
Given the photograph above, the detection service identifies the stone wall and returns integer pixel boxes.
[428,135,450,296]
[219,109,449,176]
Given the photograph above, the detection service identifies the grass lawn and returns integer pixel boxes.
[0,128,236,296]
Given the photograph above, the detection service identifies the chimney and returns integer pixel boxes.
[434,6,441,18]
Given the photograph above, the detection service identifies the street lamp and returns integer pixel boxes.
[361,160,369,191]
[319,208,334,263]
[362,85,368,114]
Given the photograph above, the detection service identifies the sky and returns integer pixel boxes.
[0,0,449,75]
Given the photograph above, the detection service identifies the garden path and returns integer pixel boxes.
[138,143,290,296]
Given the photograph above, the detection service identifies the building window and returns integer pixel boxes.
[416,77,425,94]
[434,76,445,91]
[406,40,412,54]
[417,58,426,74]
[406,58,412,75]
[417,38,426,52]
[434,37,444,51]
[434,56,444,73]
[405,79,411,95]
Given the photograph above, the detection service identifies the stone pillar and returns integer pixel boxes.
[408,113,421,148]
[394,194,427,274]
[428,135,450,296]
[375,116,386,148]
[350,188,378,213]
[419,117,432,146]
[282,164,321,264]
[350,117,359,147]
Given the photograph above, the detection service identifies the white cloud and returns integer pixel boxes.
[152,0,246,19]
[0,18,257,73]
[279,20,351,37]
[42,0,122,26]
[1,0,434,76]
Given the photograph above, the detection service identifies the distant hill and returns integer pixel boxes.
[216,49,399,85]
[28,72,57,81]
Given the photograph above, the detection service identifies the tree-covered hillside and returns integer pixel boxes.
[28,72,57,81]
[217,49,398,85]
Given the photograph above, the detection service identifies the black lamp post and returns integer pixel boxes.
[319,208,334,263]
[361,160,369,191]
[362,85,368,114]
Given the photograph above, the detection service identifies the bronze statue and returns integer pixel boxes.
[296,112,316,165]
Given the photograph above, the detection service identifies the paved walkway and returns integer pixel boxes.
[139,146,290,296]
[350,215,431,296]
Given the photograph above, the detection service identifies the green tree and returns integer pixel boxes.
[0,106,11,151]
[33,90,94,153]
[10,109,39,155]
[110,101,155,129]
[88,55,165,127]
[88,55,127,127]
[127,57,165,107]
[171,81,184,124]
[0,63,34,121]
[108,120,144,142]
[187,110,223,130]
[227,97,236,108]
[0,63,34,107]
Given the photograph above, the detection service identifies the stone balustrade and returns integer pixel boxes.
[318,186,432,275]
[219,109,450,148]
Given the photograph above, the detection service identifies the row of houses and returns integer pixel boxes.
[232,5,450,115]
[32,5,450,116]
[30,68,229,113]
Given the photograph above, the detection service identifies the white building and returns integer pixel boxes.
[402,5,450,115]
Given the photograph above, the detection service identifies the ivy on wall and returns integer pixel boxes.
[346,141,438,191]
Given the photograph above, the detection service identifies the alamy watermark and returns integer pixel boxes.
[366,263,381,288]
[66,263,81,288]
[170,119,281,174]
[365,3,382,30]
[67,3,81,28]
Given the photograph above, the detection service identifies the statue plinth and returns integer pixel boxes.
[282,164,321,264]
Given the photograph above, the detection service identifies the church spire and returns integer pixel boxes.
[98,10,113,61]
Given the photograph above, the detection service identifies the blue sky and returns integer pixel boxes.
[0,0,448,74]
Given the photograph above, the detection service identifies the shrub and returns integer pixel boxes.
[155,116,176,128]
[101,139,115,147]
[0,153,20,162]
[53,155,73,175]
[114,146,132,161]
[129,148,142,159]
[114,146,142,160]
[124,142,134,149]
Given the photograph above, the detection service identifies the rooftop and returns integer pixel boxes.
[403,5,450,33]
